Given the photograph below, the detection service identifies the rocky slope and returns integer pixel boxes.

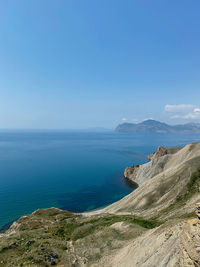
[0,142,200,266]
[147,145,183,160]
[97,217,200,267]
[99,142,200,219]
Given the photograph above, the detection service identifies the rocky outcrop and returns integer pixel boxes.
[148,146,168,160]
[124,145,183,185]
[148,145,182,160]
[124,165,140,181]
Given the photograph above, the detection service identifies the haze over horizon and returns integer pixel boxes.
[1,1,200,129]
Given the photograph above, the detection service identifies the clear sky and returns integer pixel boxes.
[1,0,200,129]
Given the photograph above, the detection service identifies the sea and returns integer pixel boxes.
[0,130,199,230]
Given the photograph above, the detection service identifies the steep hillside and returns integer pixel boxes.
[99,142,200,220]
[97,218,200,267]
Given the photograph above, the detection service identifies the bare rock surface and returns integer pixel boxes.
[96,219,200,267]
[148,145,182,161]
[124,145,183,185]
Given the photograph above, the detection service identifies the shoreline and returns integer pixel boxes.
[0,171,138,233]
[0,221,14,234]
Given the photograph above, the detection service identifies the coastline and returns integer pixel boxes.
[0,132,199,235]
[0,221,14,234]
[1,142,200,266]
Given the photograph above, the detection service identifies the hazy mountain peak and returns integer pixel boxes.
[116,120,200,133]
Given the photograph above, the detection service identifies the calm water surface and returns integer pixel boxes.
[0,131,199,230]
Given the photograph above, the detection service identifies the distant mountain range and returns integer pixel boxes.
[115,120,200,133]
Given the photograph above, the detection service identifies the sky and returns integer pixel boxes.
[0,0,200,129]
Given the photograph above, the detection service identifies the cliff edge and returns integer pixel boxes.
[124,145,183,185]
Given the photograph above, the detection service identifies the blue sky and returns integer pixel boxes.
[0,0,200,129]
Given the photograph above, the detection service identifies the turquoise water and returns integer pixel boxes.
[0,131,199,230]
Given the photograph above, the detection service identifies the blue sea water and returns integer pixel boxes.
[0,131,199,230]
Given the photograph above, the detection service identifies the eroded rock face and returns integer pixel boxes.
[148,146,182,161]
[124,165,140,181]
[148,146,169,160]
[124,145,183,185]
[124,156,165,186]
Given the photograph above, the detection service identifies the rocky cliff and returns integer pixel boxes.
[0,142,200,266]
[124,145,183,185]
[148,145,183,160]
